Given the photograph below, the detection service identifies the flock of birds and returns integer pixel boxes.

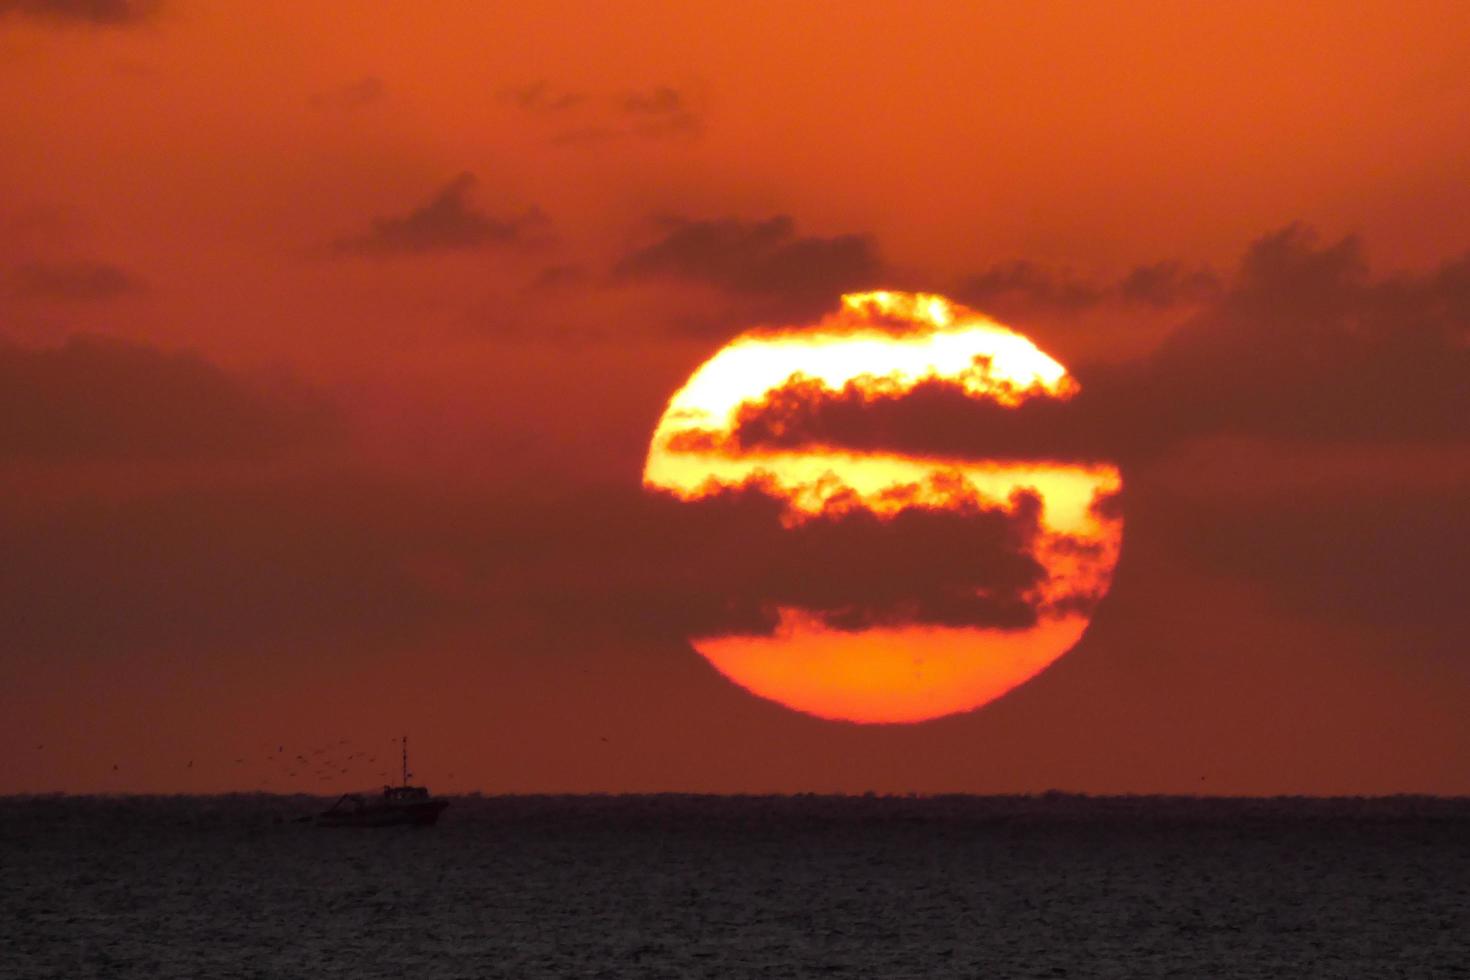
[35,736,456,789]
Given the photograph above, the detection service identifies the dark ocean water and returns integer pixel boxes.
[3,795,1469,979]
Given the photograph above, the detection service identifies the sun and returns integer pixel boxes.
[644,291,1122,723]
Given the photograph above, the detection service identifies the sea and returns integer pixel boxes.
[3,794,1468,979]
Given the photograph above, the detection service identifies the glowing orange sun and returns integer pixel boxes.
[644,291,1122,723]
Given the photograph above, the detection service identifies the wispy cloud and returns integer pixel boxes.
[9,260,144,301]
[331,173,548,257]
[0,0,160,26]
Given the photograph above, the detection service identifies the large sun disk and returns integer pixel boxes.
[643,292,1122,723]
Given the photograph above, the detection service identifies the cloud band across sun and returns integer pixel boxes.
[644,292,1123,723]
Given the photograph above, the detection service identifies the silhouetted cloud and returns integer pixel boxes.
[0,335,338,461]
[471,477,1059,639]
[955,258,1221,317]
[0,0,158,25]
[613,215,885,325]
[1117,261,1223,308]
[1137,224,1470,450]
[620,85,701,138]
[4,223,1463,667]
[331,173,547,256]
[588,481,1052,638]
[957,261,1106,313]
[651,225,1470,635]
[499,80,585,113]
[502,81,704,144]
[309,76,385,112]
[1130,459,1470,631]
[0,474,445,655]
[525,263,588,293]
[9,260,144,301]
[695,225,1468,462]
[0,467,1057,658]
[671,375,1112,464]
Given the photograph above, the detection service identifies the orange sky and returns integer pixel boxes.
[2,0,1468,795]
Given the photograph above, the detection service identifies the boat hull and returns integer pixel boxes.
[316,799,449,828]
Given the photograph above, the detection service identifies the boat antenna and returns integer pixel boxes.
[401,734,408,787]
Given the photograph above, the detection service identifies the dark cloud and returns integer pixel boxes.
[0,0,158,25]
[1117,261,1223,309]
[956,261,1106,314]
[1133,475,1469,632]
[658,225,1470,635]
[525,263,588,293]
[499,81,585,113]
[502,81,702,144]
[0,469,1056,659]
[620,85,701,138]
[309,76,385,112]
[955,258,1221,317]
[0,475,444,655]
[0,335,338,461]
[581,481,1051,638]
[671,375,1112,464]
[613,215,886,326]
[9,260,144,302]
[331,173,547,257]
[4,223,1461,672]
[1138,225,1470,450]
[693,225,1469,462]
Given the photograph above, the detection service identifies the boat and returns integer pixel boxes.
[315,735,449,828]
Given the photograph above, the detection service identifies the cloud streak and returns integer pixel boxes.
[955,259,1222,317]
[613,215,885,326]
[0,336,338,462]
[0,0,158,25]
[331,173,547,257]
[9,260,144,302]
[687,226,1469,462]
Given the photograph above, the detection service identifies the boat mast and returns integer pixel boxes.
[401,734,408,786]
